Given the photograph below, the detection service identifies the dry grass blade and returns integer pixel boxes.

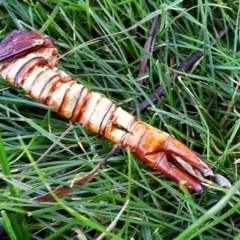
[95,199,129,240]
[32,144,121,202]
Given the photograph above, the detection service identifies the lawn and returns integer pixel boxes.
[0,1,240,239]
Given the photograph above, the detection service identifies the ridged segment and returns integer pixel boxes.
[89,97,114,135]
[28,68,58,99]
[38,74,62,103]
[22,66,49,94]
[79,91,102,128]
[58,82,85,119]
[1,53,47,86]
[113,107,136,131]
[47,80,74,113]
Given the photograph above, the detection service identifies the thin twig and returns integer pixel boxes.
[137,15,159,83]
[137,24,231,112]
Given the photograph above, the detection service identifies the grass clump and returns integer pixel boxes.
[0,1,240,239]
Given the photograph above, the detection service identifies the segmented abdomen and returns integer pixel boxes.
[1,52,145,149]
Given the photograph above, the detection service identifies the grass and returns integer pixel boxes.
[0,0,240,239]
